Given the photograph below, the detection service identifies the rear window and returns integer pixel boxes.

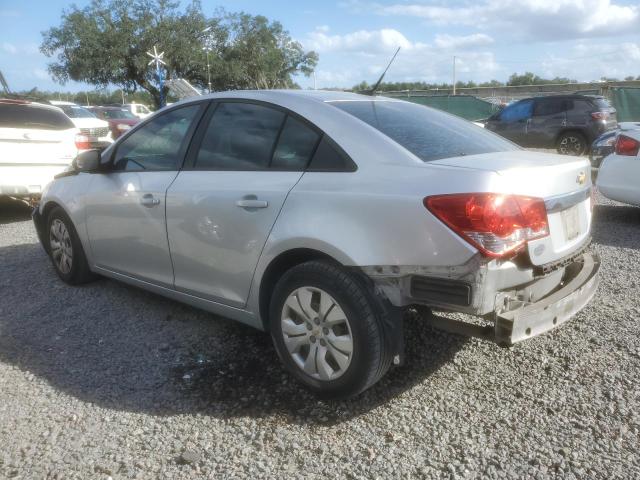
[330,100,518,162]
[0,103,75,130]
[59,105,97,119]
[593,98,613,110]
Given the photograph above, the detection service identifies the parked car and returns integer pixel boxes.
[33,91,599,398]
[0,99,78,198]
[50,101,113,151]
[485,95,617,156]
[597,130,640,206]
[590,122,640,168]
[87,106,139,139]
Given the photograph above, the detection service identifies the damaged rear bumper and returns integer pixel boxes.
[364,249,600,346]
[494,251,599,344]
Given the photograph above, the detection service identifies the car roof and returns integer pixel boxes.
[518,94,605,102]
[184,89,402,105]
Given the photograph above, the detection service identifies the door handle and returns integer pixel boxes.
[140,193,160,208]
[236,199,268,209]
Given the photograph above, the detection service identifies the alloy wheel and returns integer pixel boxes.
[559,136,584,156]
[280,286,353,381]
[49,218,73,274]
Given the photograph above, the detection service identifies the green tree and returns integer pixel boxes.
[41,1,318,108]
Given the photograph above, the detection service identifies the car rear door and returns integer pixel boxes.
[166,101,321,308]
[527,97,567,147]
[84,103,206,287]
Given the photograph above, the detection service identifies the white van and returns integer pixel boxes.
[0,100,78,198]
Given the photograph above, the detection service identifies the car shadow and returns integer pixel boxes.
[0,241,467,425]
[592,203,640,249]
[0,197,32,224]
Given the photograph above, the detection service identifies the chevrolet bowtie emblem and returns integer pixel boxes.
[576,172,586,185]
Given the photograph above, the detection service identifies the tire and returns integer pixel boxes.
[269,260,393,398]
[557,131,587,156]
[46,206,95,285]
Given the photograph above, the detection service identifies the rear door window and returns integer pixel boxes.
[194,102,285,170]
[533,99,565,116]
[0,103,75,130]
[271,116,320,170]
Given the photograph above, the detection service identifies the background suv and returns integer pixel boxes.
[485,95,617,156]
[50,101,113,151]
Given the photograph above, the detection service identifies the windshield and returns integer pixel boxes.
[330,100,519,162]
[60,105,97,119]
[101,109,137,120]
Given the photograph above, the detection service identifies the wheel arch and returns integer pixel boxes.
[258,248,344,330]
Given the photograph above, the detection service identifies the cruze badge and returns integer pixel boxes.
[576,172,586,185]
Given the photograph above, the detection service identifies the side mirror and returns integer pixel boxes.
[75,149,101,172]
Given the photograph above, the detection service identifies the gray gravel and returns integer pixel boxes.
[0,192,639,479]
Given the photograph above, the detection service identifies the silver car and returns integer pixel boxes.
[33,90,600,398]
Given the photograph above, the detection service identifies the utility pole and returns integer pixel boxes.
[452,56,457,95]
[202,27,213,94]
[313,71,317,90]
[85,92,89,106]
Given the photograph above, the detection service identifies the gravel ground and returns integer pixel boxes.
[0,192,639,479]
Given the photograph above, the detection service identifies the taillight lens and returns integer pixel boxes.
[425,193,549,258]
[75,134,91,150]
[591,111,609,121]
[615,135,640,156]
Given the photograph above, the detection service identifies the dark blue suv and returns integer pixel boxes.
[485,95,617,156]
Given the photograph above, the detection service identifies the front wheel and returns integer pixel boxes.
[557,132,587,156]
[269,260,393,398]
[46,206,95,285]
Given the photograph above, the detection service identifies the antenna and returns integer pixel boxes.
[366,47,401,96]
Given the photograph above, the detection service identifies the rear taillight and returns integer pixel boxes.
[425,193,549,258]
[75,134,91,150]
[591,111,609,120]
[615,135,640,156]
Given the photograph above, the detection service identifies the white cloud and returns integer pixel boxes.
[307,27,418,53]
[304,26,502,88]
[2,42,17,54]
[375,0,639,41]
[434,34,494,49]
[538,42,640,81]
[32,68,49,80]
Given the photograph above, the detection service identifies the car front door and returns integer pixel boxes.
[486,100,533,146]
[84,103,205,287]
[166,101,321,307]
[527,98,567,147]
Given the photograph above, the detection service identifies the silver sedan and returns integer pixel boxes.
[33,90,600,398]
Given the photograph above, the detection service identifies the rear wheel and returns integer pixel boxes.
[557,132,587,156]
[47,206,94,285]
[269,260,393,398]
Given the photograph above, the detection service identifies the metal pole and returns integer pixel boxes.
[85,92,89,106]
[313,71,317,90]
[206,49,212,94]
[452,56,456,96]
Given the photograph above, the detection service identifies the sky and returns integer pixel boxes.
[1,0,639,92]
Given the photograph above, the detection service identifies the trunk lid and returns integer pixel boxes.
[430,151,592,265]
[0,127,77,166]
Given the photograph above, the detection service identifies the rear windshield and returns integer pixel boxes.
[593,98,613,110]
[59,105,97,119]
[0,103,75,130]
[330,100,518,162]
